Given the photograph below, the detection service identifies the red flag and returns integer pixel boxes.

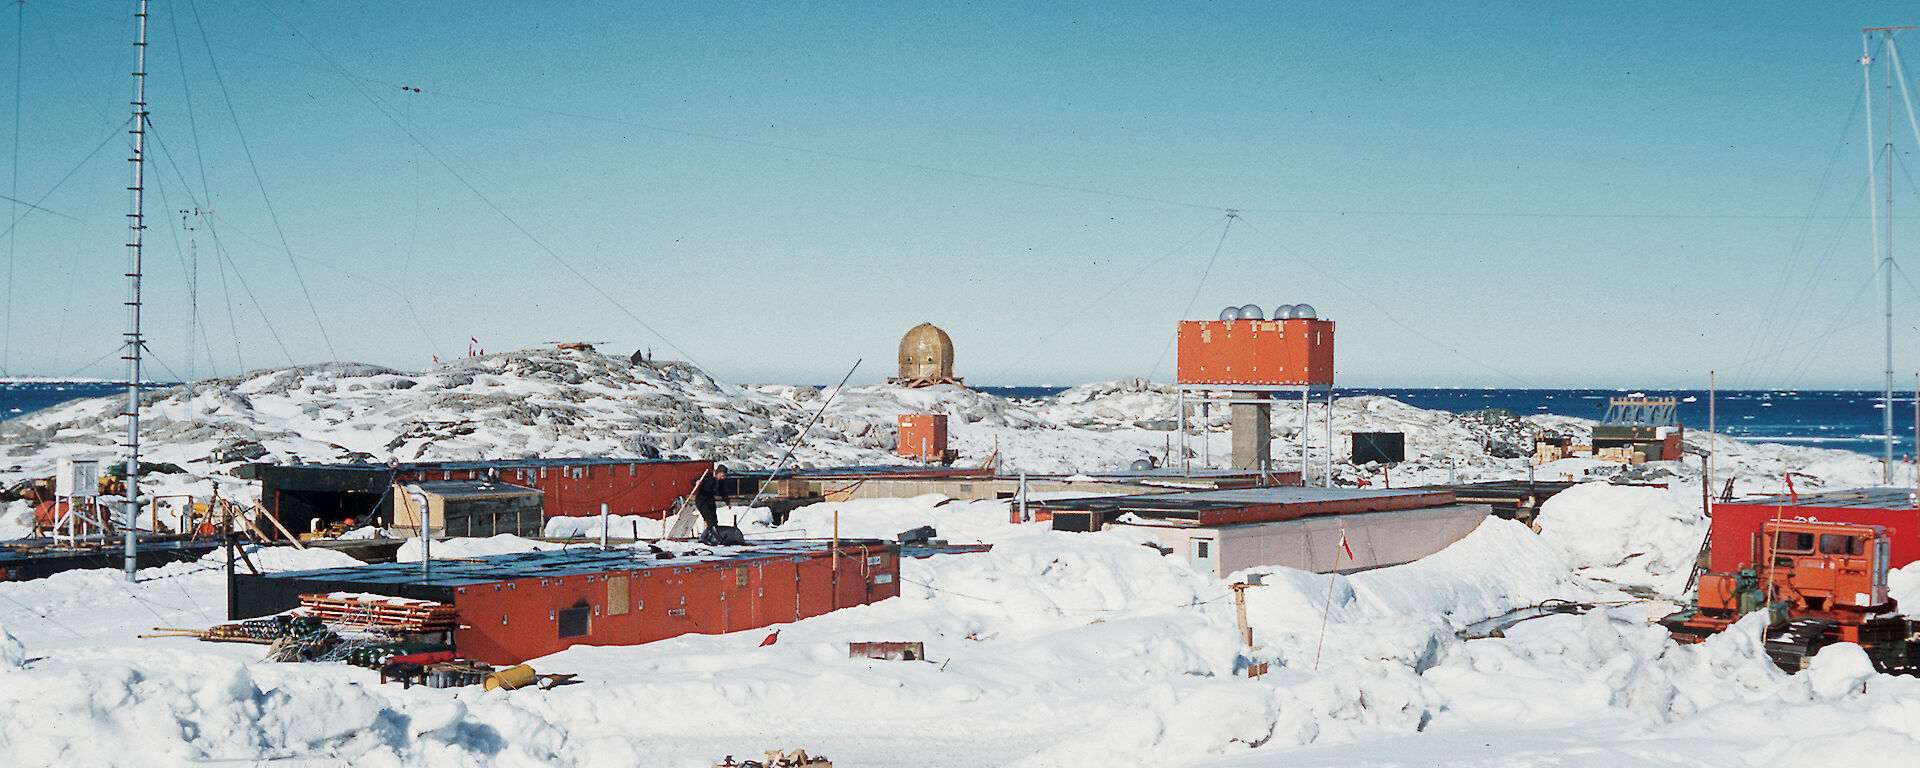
[1339,530,1354,562]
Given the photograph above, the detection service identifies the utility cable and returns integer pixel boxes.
[252,0,715,375]
[165,0,214,202]
[745,359,861,509]
[7,0,22,379]
[0,117,127,240]
[1751,179,1872,388]
[978,213,1230,386]
[1234,214,1539,387]
[1731,83,1866,389]
[0,193,71,220]
[185,0,336,362]
[153,120,442,365]
[1146,213,1235,380]
[322,71,1920,222]
[144,120,295,366]
[0,589,86,639]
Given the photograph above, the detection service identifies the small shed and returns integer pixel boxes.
[393,481,544,538]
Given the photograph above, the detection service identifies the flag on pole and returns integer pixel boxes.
[1338,529,1354,562]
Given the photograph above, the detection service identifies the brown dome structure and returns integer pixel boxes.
[890,322,963,388]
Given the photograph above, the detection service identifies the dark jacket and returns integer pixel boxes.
[693,473,727,505]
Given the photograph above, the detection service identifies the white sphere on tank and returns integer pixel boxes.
[1218,306,1241,321]
[1274,304,1296,319]
[1239,304,1264,320]
[1293,304,1317,319]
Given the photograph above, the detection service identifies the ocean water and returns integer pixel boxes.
[984,386,1920,458]
[6,382,1913,459]
[1,381,129,421]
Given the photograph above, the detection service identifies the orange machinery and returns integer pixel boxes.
[1661,519,1916,673]
[1176,319,1334,386]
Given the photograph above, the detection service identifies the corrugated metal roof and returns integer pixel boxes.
[1731,487,1918,510]
[277,457,709,471]
[1034,487,1447,511]
[409,480,540,498]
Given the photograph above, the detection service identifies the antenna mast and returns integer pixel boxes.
[122,0,149,580]
[1863,27,1911,484]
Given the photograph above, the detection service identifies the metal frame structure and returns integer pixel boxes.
[1175,383,1335,487]
[1600,397,1677,426]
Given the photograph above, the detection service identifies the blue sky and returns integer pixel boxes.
[6,1,1920,389]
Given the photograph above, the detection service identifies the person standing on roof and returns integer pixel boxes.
[692,464,730,540]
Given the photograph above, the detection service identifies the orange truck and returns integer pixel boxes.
[1661,518,1917,673]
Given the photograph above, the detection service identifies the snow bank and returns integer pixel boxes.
[393,534,562,561]
[1534,482,1707,596]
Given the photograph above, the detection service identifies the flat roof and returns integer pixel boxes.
[734,465,992,479]
[1032,486,1458,526]
[1034,487,1450,511]
[409,480,540,498]
[263,458,710,473]
[1110,502,1488,531]
[1727,487,1919,511]
[249,540,884,588]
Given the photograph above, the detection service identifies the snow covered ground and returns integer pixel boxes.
[3,485,1919,766]
[2,347,1897,525]
[4,350,1920,765]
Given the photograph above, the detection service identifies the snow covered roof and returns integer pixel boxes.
[1728,486,1918,510]
[255,540,889,586]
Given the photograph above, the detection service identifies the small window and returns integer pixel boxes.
[557,600,591,638]
[1774,531,1815,553]
[1196,541,1211,559]
[1819,534,1863,556]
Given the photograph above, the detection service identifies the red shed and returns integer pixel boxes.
[1710,488,1920,573]
[896,414,949,460]
[231,541,902,665]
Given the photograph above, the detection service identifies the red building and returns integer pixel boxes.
[231,541,901,664]
[243,458,714,535]
[395,458,712,518]
[1710,488,1920,572]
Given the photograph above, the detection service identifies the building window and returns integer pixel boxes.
[557,600,591,638]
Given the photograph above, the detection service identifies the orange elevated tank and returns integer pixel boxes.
[1176,319,1334,387]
